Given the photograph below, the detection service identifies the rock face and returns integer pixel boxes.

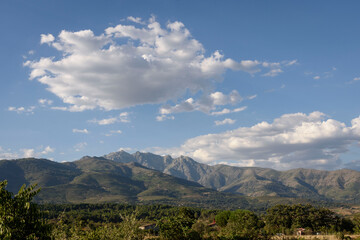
[104,151,360,203]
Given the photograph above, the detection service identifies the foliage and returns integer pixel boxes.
[219,209,268,240]
[1,188,355,240]
[354,213,360,233]
[264,204,347,234]
[51,211,145,240]
[157,208,200,240]
[41,202,360,239]
[215,210,231,227]
[0,180,51,239]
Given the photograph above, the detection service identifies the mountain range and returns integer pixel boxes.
[0,150,359,207]
[104,151,360,203]
[0,156,250,209]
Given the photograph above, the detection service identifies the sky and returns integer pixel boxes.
[1,0,360,171]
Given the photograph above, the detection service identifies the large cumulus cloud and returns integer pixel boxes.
[25,17,294,112]
[154,112,360,170]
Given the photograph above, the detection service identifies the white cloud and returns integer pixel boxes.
[247,94,257,100]
[89,112,130,125]
[8,100,53,114]
[40,34,55,44]
[0,146,54,160]
[91,117,117,125]
[72,128,89,134]
[74,142,87,152]
[285,60,298,66]
[38,98,53,106]
[211,106,247,116]
[262,68,283,77]
[105,130,122,136]
[40,146,55,155]
[118,147,132,152]
[25,17,295,112]
[346,76,360,84]
[261,60,295,77]
[0,147,19,159]
[50,106,68,111]
[119,112,130,123]
[22,148,35,158]
[160,90,243,115]
[154,112,360,170]
[308,67,336,81]
[127,16,145,24]
[215,118,236,126]
[8,106,35,114]
[156,115,175,122]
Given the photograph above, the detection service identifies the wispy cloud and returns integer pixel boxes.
[261,60,296,77]
[105,130,122,137]
[89,112,130,125]
[74,142,87,152]
[247,95,257,100]
[262,68,283,77]
[127,16,145,24]
[348,77,360,84]
[215,118,236,126]
[72,128,89,134]
[211,106,247,116]
[0,145,54,160]
[156,115,175,122]
[306,67,337,80]
[8,106,35,114]
[38,98,53,106]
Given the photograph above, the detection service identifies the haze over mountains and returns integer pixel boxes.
[0,150,359,207]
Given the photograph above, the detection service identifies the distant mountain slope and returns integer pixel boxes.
[0,157,250,208]
[104,151,360,203]
[105,151,211,182]
[0,158,80,193]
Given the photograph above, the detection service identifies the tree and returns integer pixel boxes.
[220,209,267,240]
[215,210,231,227]
[0,180,51,239]
[264,204,345,235]
[158,215,198,240]
[353,213,360,233]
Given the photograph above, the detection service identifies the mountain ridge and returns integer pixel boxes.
[0,157,252,209]
[0,151,359,205]
[103,150,360,203]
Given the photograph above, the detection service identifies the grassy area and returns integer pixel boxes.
[331,205,360,218]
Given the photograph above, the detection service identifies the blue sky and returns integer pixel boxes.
[1,0,360,170]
